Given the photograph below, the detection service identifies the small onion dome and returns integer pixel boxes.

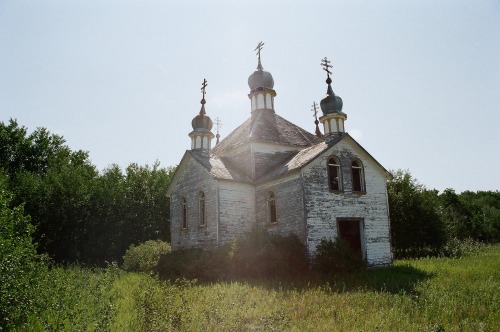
[320,78,344,115]
[248,60,274,91]
[191,99,213,131]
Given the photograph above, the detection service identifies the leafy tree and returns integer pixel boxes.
[388,170,444,257]
[0,119,68,179]
[0,178,47,330]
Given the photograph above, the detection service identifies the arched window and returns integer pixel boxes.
[328,156,342,191]
[199,191,206,226]
[267,191,277,224]
[181,196,188,229]
[352,160,365,192]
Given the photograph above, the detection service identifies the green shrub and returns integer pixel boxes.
[0,189,48,330]
[157,227,309,281]
[122,240,171,274]
[439,237,487,258]
[313,238,366,275]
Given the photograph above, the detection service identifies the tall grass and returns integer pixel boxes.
[14,245,500,331]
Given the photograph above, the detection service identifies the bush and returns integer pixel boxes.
[0,189,48,330]
[156,227,309,281]
[122,240,171,274]
[439,238,487,258]
[313,238,366,275]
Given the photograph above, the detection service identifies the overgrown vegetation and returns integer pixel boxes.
[122,240,171,274]
[1,119,174,265]
[156,227,309,281]
[313,238,366,274]
[388,170,500,258]
[4,244,498,331]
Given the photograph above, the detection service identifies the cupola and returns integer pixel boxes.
[248,42,276,113]
[318,57,347,142]
[189,79,215,155]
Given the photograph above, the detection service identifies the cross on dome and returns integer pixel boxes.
[311,101,319,120]
[255,41,265,62]
[201,78,208,102]
[321,57,333,85]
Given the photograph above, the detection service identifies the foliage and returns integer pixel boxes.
[388,170,500,258]
[122,240,171,274]
[313,237,366,274]
[157,227,309,281]
[1,119,175,266]
[4,243,499,331]
[388,170,444,258]
[0,186,48,330]
[124,244,499,331]
[25,265,122,331]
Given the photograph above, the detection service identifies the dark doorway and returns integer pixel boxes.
[337,219,363,257]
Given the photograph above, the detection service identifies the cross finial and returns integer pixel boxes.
[321,57,333,80]
[215,117,222,133]
[201,78,208,101]
[311,101,319,120]
[255,41,265,62]
[214,117,222,144]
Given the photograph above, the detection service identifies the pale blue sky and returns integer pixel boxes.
[1,0,499,192]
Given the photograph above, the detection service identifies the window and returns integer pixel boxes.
[199,191,206,226]
[267,191,277,224]
[181,196,188,229]
[328,156,342,191]
[351,160,365,192]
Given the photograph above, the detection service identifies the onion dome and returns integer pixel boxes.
[248,59,275,91]
[320,76,344,115]
[191,99,213,131]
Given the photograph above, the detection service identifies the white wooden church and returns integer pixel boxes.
[166,45,393,266]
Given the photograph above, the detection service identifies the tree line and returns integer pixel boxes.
[1,119,173,265]
[1,119,499,265]
[388,170,499,258]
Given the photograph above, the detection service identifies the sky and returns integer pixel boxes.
[1,0,499,193]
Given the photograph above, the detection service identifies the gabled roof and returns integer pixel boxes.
[188,151,252,183]
[165,150,253,197]
[212,110,321,155]
[257,133,391,184]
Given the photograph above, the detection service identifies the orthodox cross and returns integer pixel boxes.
[214,117,222,144]
[201,78,208,100]
[215,117,222,134]
[255,41,265,61]
[321,57,333,78]
[311,101,319,120]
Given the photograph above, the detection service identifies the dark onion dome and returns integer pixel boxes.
[320,78,344,115]
[248,60,274,91]
[191,99,213,131]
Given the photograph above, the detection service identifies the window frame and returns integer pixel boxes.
[267,190,278,224]
[198,191,206,227]
[181,196,188,229]
[351,159,366,193]
[327,156,342,192]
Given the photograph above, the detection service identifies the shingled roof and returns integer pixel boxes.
[256,134,345,183]
[212,110,322,155]
[187,150,253,183]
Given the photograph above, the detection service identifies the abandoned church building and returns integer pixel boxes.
[166,47,393,266]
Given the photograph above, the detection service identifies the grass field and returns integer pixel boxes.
[22,245,500,331]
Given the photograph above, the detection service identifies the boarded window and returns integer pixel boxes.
[199,191,206,226]
[267,191,277,224]
[181,197,188,229]
[328,156,341,191]
[352,160,365,192]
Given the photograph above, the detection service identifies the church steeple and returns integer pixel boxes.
[189,79,215,155]
[248,41,276,113]
[318,57,347,143]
